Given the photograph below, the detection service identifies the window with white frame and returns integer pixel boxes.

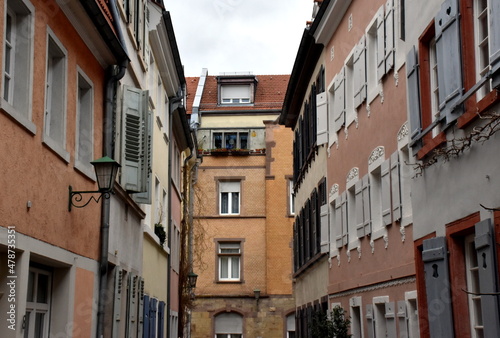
[213,131,249,150]
[374,302,388,338]
[289,179,295,216]
[474,0,491,100]
[465,234,484,337]
[75,71,93,171]
[219,181,240,215]
[172,140,181,188]
[220,84,251,104]
[215,312,243,338]
[2,0,34,131]
[25,266,52,338]
[218,242,241,281]
[350,297,363,338]
[44,33,67,157]
[429,37,441,137]
[286,313,296,338]
[366,17,379,99]
[155,177,161,223]
[345,54,355,127]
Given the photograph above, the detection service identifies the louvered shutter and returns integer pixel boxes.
[157,301,165,338]
[397,301,408,338]
[381,159,391,226]
[390,152,401,222]
[316,92,328,145]
[134,110,154,204]
[422,237,454,337]
[112,268,123,338]
[366,304,375,338]
[293,221,298,271]
[362,176,372,235]
[143,1,150,70]
[127,274,138,338]
[406,46,421,139]
[355,180,365,237]
[385,302,397,338]
[320,204,329,253]
[137,277,144,338]
[490,0,500,87]
[149,298,157,338]
[341,192,348,246]
[474,219,500,337]
[353,36,367,108]
[311,192,318,256]
[385,0,395,73]
[434,0,464,124]
[333,68,346,132]
[143,295,150,338]
[377,6,386,80]
[122,86,150,193]
[335,194,347,248]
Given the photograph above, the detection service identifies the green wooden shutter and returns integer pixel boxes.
[422,236,454,337]
[474,219,500,337]
[316,92,328,145]
[406,46,421,140]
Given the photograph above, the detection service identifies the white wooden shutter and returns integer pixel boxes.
[341,192,348,246]
[474,219,500,337]
[127,274,138,338]
[112,268,123,338]
[390,152,401,222]
[376,6,386,80]
[381,159,392,226]
[366,304,375,338]
[422,237,454,337]
[353,36,367,108]
[316,92,328,145]
[406,46,421,140]
[335,193,347,248]
[385,302,397,338]
[137,277,144,338]
[384,0,395,73]
[490,0,500,87]
[355,180,365,238]
[397,301,408,338]
[333,68,346,132]
[434,0,463,124]
[362,176,371,235]
[320,204,329,253]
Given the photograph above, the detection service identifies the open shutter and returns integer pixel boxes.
[422,237,454,337]
[353,36,367,108]
[490,0,500,87]
[137,277,144,338]
[390,152,401,222]
[355,180,365,238]
[384,0,395,73]
[381,159,392,226]
[112,268,123,338]
[335,193,347,248]
[157,301,165,338]
[406,46,421,140]
[316,92,328,145]
[474,219,500,337]
[333,68,346,132]
[385,302,397,338]
[377,6,386,80]
[320,204,329,253]
[362,176,371,235]
[434,0,463,124]
[366,304,375,338]
[397,301,408,338]
[134,110,153,204]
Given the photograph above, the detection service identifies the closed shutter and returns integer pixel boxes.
[381,159,392,226]
[311,191,318,256]
[316,92,328,145]
[434,0,464,124]
[112,268,123,338]
[335,193,347,248]
[333,68,346,132]
[406,46,421,139]
[362,176,372,236]
[397,300,408,338]
[353,36,367,108]
[355,179,365,237]
[385,0,395,72]
[422,237,454,337]
[377,6,386,80]
[490,0,500,87]
[366,304,375,338]
[293,221,298,271]
[149,298,157,338]
[385,302,397,338]
[122,86,150,193]
[137,277,144,338]
[143,295,150,338]
[341,192,348,246]
[127,274,138,338]
[157,301,165,338]
[390,152,402,222]
[474,219,500,337]
[320,204,329,253]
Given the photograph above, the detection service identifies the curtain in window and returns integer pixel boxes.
[220,256,229,279]
[239,133,248,149]
[231,257,240,279]
[214,133,222,149]
[231,192,239,214]
[221,192,229,214]
[225,133,237,149]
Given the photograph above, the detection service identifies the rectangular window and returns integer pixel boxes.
[75,71,94,173]
[220,84,251,104]
[172,140,181,188]
[219,181,240,215]
[289,179,295,215]
[429,38,441,137]
[345,54,355,127]
[213,131,249,150]
[25,266,52,338]
[465,234,484,337]
[350,297,363,338]
[218,242,241,281]
[474,0,491,99]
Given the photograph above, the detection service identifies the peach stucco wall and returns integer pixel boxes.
[73,268,95,337]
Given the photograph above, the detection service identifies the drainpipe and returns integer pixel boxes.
[97,0,129,337]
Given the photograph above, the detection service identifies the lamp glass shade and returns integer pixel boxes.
[91,156,121,192]
[187,271,198,289]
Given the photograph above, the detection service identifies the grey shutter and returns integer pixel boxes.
[384,0,395,73]
[341,192,348,246]
[390,152,401,222]
[490,0,500,87]
[320,204,329,253]
[434,0,463,124]
[157,301,165,338]
[422,236,454,337]
[127,274,138,338]
[366,304,375,338]
[134,110,153,204]
[112,268,123,338]
[406,46,421,139]
[381,159,392,226]
[397,301,409,338]
[335,195,343,248]
[122,86,150,193]
[362,176,372,235]
[474,219,500,337]
[316,92,328,145]
[353,36,367,108]
[355,179,365,237]
[385,302,397,338]
[142,295,150,338]
[377,6,386,80]
[137,278,144,338]
[149,298,157,338]
[333,68,346,132]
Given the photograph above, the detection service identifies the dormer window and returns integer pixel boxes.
[217,74,257,105]
[221,85,251,104]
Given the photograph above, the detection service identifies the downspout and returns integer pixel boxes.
[97,0,129,337]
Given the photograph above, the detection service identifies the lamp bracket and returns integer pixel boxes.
[68,186,112,211]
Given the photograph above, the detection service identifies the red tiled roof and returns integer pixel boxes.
[185,77,200,115]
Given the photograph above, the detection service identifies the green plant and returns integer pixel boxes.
[310,306,351,338]
[154,223,166,246]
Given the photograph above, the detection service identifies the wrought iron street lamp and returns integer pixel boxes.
[68,156,121,211]
[187,271,198,290]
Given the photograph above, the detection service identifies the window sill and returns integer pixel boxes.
[457,89,500,129]
[216,280,243,284]
[1,100,37,135]
[416,132,446,161]
[74,160,96,181]
[42,135,70,163]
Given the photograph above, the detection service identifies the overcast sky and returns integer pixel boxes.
[166,0,313,77]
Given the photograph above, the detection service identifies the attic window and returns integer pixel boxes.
[217,74,257,105]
